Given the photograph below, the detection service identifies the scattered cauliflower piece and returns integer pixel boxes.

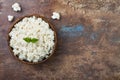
[51,12,60,20]
[12,3,21,12]
[7,15,14,22]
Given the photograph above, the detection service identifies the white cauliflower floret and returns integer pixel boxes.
[51,12,60,20]
[8,15,14,22]
[12,3,21,12]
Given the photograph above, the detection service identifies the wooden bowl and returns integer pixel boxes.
[7,14,57,64]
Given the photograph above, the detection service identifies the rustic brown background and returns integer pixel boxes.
[0,0,120,80]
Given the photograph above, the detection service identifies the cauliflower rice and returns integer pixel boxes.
[9,16,55,62]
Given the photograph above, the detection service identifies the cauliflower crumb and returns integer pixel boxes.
[8,15,14,22]
[51,12,60,20]
[12,3,21,12]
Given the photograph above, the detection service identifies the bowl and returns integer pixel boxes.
[7,14,57,64]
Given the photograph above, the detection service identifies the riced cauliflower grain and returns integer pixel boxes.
[8,15,14,22]
[51,12,60,20]
[9,16,55,62]
[12,3,21,12]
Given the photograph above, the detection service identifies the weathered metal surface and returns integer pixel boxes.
[0,0,120,80]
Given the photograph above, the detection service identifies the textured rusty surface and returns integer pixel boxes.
[0,0,120,80]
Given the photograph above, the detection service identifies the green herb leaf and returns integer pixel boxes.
[31,38,39,43]
[23,37,38,43]
[23,37,31,43]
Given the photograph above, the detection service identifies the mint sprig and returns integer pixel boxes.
[23,37,38,43]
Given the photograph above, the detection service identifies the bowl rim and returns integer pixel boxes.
[7,14,57,64]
